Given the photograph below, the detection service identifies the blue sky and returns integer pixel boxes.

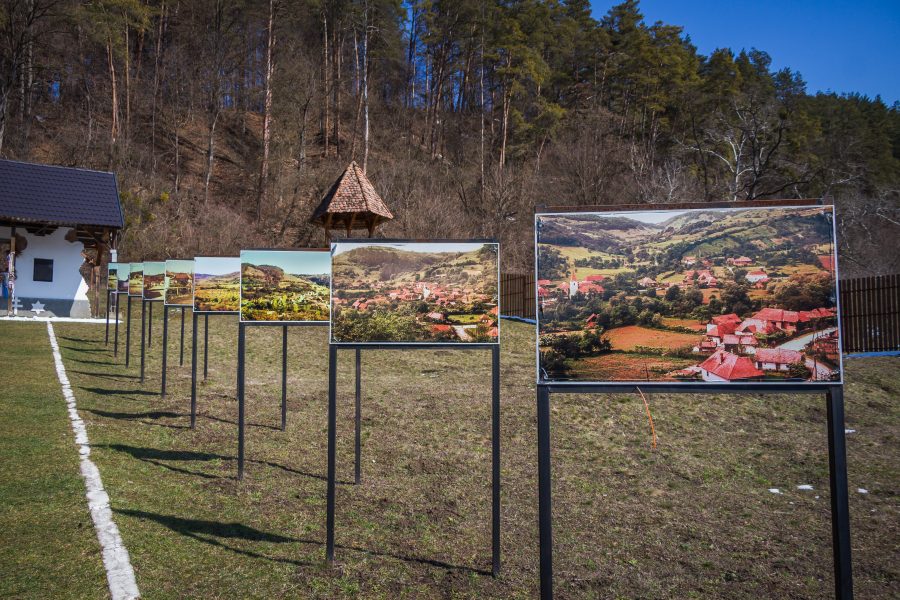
[242,249,330,275]
[591,0,900,103]
[194,256,240,276]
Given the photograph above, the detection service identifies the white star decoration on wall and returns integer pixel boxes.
[30,301,45,315]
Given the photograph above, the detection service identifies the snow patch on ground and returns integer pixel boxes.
[857,488,869,495]
[797,484,814,490]
[768,488,782,494]
[47,322,140,599]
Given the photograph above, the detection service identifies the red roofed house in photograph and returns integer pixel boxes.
[755,348,806,372]
[698,350,764,382]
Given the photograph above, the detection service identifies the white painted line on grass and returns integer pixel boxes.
[47,322,140,600]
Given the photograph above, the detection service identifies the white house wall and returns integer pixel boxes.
[1,226,91,317]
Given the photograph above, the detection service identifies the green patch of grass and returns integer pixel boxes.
[0,322,107,599]
[2,312,898,599]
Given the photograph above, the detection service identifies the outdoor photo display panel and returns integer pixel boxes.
[193,256,240,313]
[331,241,500,344]
[116,263,130,294]
[536,205,842,384]
[107,262,120,291]
[240,249,330,322]
[164,259,194,306]
[142,261,166,301]
[127,263,143,296]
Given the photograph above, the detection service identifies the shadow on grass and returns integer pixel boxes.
[71,358,121,366]
[61,346,108,353]
[85,409,189,430]
[80,386,158,396]
[97,443,350,483]
[70,370,141,381]
[114,508,490,575]
[202,413,281,431]
[60,336,101,344]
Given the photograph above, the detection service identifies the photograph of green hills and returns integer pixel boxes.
[128,264,143,296]
[240,250,330,322]
[164,260,194,306]
[142,262,166,301]
[193,257,240,312]
[537,205,840,383]
[331,242,499,343]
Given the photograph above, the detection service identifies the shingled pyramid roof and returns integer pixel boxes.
[310,161,393,236]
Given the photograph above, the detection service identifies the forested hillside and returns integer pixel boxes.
[2,0,898,276]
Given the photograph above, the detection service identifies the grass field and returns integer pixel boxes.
[660,317,706,331]
[1,315,898,598]
[606,325,703,351]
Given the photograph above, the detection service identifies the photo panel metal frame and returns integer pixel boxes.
[329,239,501,346]
[534,200,843,386]
[164,259,195,307]
[192,256,241,314]
[239,248,331,324]
[532,201,851,600]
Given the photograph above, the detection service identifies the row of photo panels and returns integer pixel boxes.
[104,202,843,384]
[105,241,501,345]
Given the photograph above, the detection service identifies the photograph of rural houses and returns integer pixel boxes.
[240,250,330,322]
[164,260,194,306]
[331,242,499,343]
[193,257,240,312]
[142,262,166,301]
[537,205,840,383]
[107,263,119,291]
[128,263,143,296]
[115,264,130,294]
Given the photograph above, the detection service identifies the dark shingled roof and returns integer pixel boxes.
[0,159,124,228]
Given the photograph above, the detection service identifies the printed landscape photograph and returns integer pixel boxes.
[115,263,130,294]
[536,205,841,383]
[193,257,240,312]
[240,250,330,322]
[107,262,119,291]
[331,241,500,344]
[164,260,194,306]
[127,263,143,296]
[142,262,166,301]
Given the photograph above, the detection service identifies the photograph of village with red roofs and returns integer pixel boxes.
[537,205,841,383]
[331,242,499,343]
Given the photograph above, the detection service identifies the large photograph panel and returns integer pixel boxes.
[536,205,841,384]
[331,241,500,344]
[107,262,119,291]
[116,263,130,294]
[127,263,143,296]
[164,259,194,306]
[193,257,240,313]
[142,261,166,301]
[240,249,330,322]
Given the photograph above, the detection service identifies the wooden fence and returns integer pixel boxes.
[839,274,900,353]
[500,272,900,354]
[500,273,536,320]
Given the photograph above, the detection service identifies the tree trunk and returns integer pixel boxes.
[362,4,370,172]
[322,9,330,156]
[107,37,119,150]
[257,0,276,221]
[204,111,219,203]
[150,2,165,172]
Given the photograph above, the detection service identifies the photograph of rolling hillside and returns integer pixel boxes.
[107,262,119,291]
[142,262,166,301]
[331,241,499,344]
[193,257,240,312]
[116,264,130,294]
[164,260,194,306]
[537,205,840,383]
[240,250,330,322]
[128,263,143,296]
